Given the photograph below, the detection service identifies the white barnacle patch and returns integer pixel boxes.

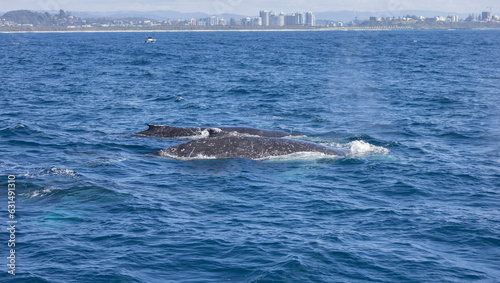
[211,128,223,133]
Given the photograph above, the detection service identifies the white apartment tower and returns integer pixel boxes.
[259,10,270,26]
[305,12,315,26]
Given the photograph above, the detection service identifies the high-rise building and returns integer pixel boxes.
[285,12,305,26]
[482,11,490,21]
[278,12,285,26]
[269,12,279,26]
[297,12,305,25]
[241,17,251,25]
[206,16,219,26]
[253,17,262,26]
[260,10,269,26]
[448,15,459,22]
[284,14,297,25]
[305,12,315,26]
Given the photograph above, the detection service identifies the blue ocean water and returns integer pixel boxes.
[0,30,499,282]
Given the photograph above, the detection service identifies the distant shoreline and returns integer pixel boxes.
[2,9,499,34]
[2,26,500,33]
[3,29,327,33]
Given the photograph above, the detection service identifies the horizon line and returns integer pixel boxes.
[1,8,490,15]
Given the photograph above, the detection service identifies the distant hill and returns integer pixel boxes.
[1,9,87,28]
[2,10,53,25]
[72,10,208,20]
[71,10,254,21]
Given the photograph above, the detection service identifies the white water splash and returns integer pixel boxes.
[348,140,390,157]
[324,140,390,157]
[48,167,78,176]
[22,186,61,199]
[20,167,79,178]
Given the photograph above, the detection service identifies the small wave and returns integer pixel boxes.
[9,124,25,130]
[262,115,290,121]
[0,124,27,134]
[20,167,79,178]
[437,132,473,140]
[21,186,61,199]
[85,157,128,167]
[130,58,150,66]
[229,87,251,94]
[2,124,49,137]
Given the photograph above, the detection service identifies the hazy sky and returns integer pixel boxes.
[1,0,497,14]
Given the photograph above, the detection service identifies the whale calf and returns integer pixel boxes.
[136,124,299,138]
[153,135,345,160]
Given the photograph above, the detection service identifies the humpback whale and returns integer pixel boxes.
[136,124,299,139]
[153,133,346,160]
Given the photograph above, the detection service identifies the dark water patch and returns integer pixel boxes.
[228,87,251,95]
[436,131,476,140]
[0,124,46,137]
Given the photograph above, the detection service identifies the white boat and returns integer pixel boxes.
[145,37,156,43]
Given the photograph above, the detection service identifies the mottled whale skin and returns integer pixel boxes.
[136,124,298,138]
[154,135,346,160]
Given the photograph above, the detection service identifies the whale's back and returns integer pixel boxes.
[155,136,345,160]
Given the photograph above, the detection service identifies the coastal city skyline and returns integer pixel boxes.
[1,7,499,31]
[1,0,497,15]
